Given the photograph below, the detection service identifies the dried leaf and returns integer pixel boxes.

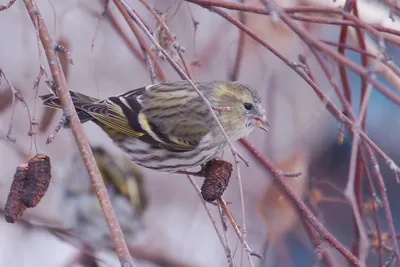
[152,13,181,62]
[259,150,310,243]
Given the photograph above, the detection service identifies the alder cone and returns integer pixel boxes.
[5,164,29,223]
[21,153,51,208]
[200,159,233,203]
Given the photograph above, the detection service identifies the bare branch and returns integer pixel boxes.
[0,0,16,11]
[21,0,136,265]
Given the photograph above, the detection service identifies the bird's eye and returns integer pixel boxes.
[243,102,253,111]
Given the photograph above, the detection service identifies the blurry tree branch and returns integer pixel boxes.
[0,0,16,11]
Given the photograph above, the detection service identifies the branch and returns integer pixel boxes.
[0,0,16,11]
[0,69,34,142]
[219,197,262,265]
[310,50,400,265]
[261,0,400,106]
[21,1,135,266]
[240,139,360,265]
[344,80,374,267]
[186,175,233,265]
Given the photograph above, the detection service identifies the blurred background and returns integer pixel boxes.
[0,0,399,266]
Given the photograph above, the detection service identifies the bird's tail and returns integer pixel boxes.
[39,90,101,125]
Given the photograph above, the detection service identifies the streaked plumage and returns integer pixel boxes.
[40,81,269,172]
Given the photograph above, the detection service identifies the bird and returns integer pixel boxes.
[40,80,269,172]
[58,146,147,249]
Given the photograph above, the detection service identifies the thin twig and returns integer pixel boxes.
[362,152,384,266]
[46,111,68,144]
[216,203,234,267]
[366,144,400,265]
[260,0,400,105]
[0,0,16,11]
[344,78,374,267]
[219,197,262,266]
[225,9,248,262]
[104,9,150,70]
[186,175,233,265]
[229,0,246,82]
[301,203,337,267]
[111,0,167,83]
[240,139,360,265]
[321,39,400,82]
[143,51,157,84]
[311,50,400,265]
[112,4,158,84]
[232,152,246,267]
[337,0,353,104]
[183,0,400,42]
[0,70,34,143]
[137,0,192,78]
[22,1,135,266]
[351,2,369,261]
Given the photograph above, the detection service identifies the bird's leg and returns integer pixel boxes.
[176,161,212,177]
[176,169,205,177]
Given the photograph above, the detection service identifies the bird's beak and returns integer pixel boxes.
[255,117,270,132]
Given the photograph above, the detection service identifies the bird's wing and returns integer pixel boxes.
[87,84,210,152]
[110,83,211,152]
[83,99,145,139]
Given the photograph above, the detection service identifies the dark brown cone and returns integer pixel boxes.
[20,153,51,208]
[200,159,233,203]
[5,164,29,223]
